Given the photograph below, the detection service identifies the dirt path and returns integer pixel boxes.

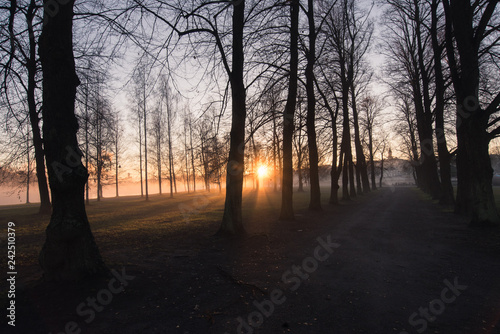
[4,187,500,334]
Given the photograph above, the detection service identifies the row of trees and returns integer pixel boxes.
[1,0,499,280]
[382,0,500,225]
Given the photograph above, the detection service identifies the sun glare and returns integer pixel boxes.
[257,165,268,178]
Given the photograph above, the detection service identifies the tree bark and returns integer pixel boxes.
[368,125,376,190]
[190,119,196,192]
[280,0,299,221]
[219,0,246,234]
[413,0,442,199]
[341,123,351,200]
[26,0,51,214]
[411,66,441,198]
[139,109,143,197]
[443,0,499,226]
[305,0,321,211]
[38,0,106,280]
[115,130,119,197]
[315,79,341,204]
[379,149,384,188]
[350,83,370,193]
[340,60,353,200]
[272,105,278,192]
[143,79,149,201]
[431,0,454,205]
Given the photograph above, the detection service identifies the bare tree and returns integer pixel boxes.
[150,100,164,195]
[1,0,51,214]
[303,0,322,210]
[132,56,152,200]
[359,94,383,190]
[393,95,421,182]
[430,0,454,205]
[383,0,442,198]
[324,0,358,200]
[111,112,124,197]
[155,75,178,197]
[443,0,500,226]
[135,0,250,233]
[280,0,300,221]
[293,96,308,193]
[315,73,343,204]
[38,0,106,280]
[188,112,197,192]
[344,0,373,195]
[379,140,386,188]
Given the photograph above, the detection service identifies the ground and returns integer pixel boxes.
[1,187,500,334]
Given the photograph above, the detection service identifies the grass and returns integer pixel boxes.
[0,187,312,270]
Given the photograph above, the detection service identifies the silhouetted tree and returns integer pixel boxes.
[359,94,382,190]
[280,0,300,221]
[443,0,500,226]
[383,0,442,198]
[1,0,51,214]
[304,0,322,210]
[38,0,106,280]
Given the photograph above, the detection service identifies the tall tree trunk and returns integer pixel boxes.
[341,83,355,200]
[443,0,499,226]
[26,124,30,203]
[412,73,440,198]
[250,142,255,189]
[294,116,305,193]
[201,142,209,192]
[348,155,356,197]
[277,128,282,191]
[280,0,299,221]
[315,80,341,204]
[431,0,453,205]
[272,107,278,192]
[331,151,342,204]
[115,134,119,197]
[350,83,370,193]
[341,52,355,199]
[368,127,376,190]
[252,135,259,191]
[27,0,51,214]
[39,0,106,280]
[84,80,90,205]
[379,149,384,188]
[341,150,349,200]
[139,111,143,197]
[331,135,342,205]
[297,156,304,192]
[96,108,102,202]
[173,166,177,194]
[158,142,162,195]
[184,122,189,193]
[169,142,174,197]
[189,121,196,192]
[219,0,246,235]
[354,163,362,194]
[413,0,442,199]
[305,0,321,211]
[143,84,149,201]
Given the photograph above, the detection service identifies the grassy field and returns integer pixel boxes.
[3,184,500,272]
[0,188,312,270]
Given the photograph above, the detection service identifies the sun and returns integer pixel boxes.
[257,165,268,178]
